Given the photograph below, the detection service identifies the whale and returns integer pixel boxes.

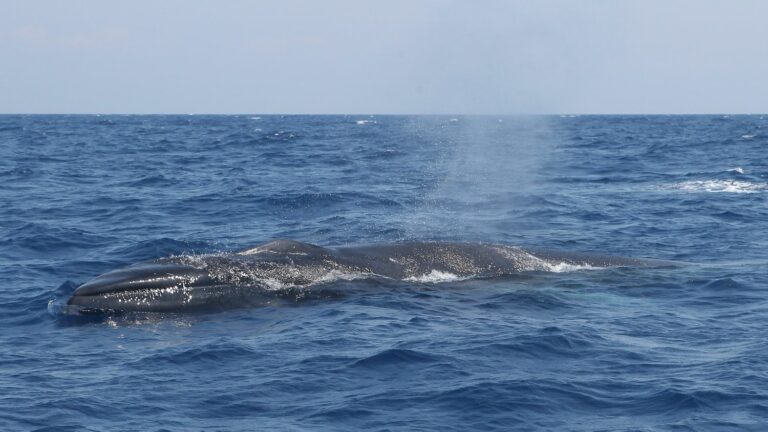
[66,240,672,314]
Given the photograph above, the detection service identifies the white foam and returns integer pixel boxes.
[672,180,768,193]
[406,270,463,283]
[249,270,379,291]
[491,245,601,273]
[315,270,377,284]
[727,167,745,174]
[238,247,307,256]
[249,116,261,120]
[542,262,598,273]
[356,119,376,125]
[741,134,755,139]
[259,278,290,290]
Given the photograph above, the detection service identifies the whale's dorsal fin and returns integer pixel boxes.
[238,239,325,256]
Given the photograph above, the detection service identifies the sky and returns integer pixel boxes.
[1,0,767,114]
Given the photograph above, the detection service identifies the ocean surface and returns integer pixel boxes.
[1,114,767,431]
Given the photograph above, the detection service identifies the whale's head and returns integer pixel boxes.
[67,263,218,313]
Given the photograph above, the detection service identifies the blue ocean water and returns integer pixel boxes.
[1,114,767,431]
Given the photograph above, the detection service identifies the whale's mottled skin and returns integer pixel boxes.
[66,240,672,313]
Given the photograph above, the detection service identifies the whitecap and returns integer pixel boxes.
[356,119,376,125]
[741,134,755,139]
[672,180,768,193]
[727,167,745,174]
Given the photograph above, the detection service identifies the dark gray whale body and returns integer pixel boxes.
[67,240,670,314]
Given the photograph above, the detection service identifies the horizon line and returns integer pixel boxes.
[0,112,766,116]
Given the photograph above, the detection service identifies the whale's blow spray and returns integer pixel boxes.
[404,116,554,242]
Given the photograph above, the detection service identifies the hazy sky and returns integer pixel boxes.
[2,0,766,114]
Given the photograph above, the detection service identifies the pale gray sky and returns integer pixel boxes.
[1,0,766,114]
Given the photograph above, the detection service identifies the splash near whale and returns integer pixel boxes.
[66,240,671,314]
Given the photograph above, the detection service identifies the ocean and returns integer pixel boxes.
[1,114,767,431]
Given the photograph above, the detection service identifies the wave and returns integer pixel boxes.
[109,238,215,262]
[116,174,177,187]
[129,341,258,367]
[351,348,446,369]
[0,167,35,178]
[0,223,111,255]
[255,192,405,210]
